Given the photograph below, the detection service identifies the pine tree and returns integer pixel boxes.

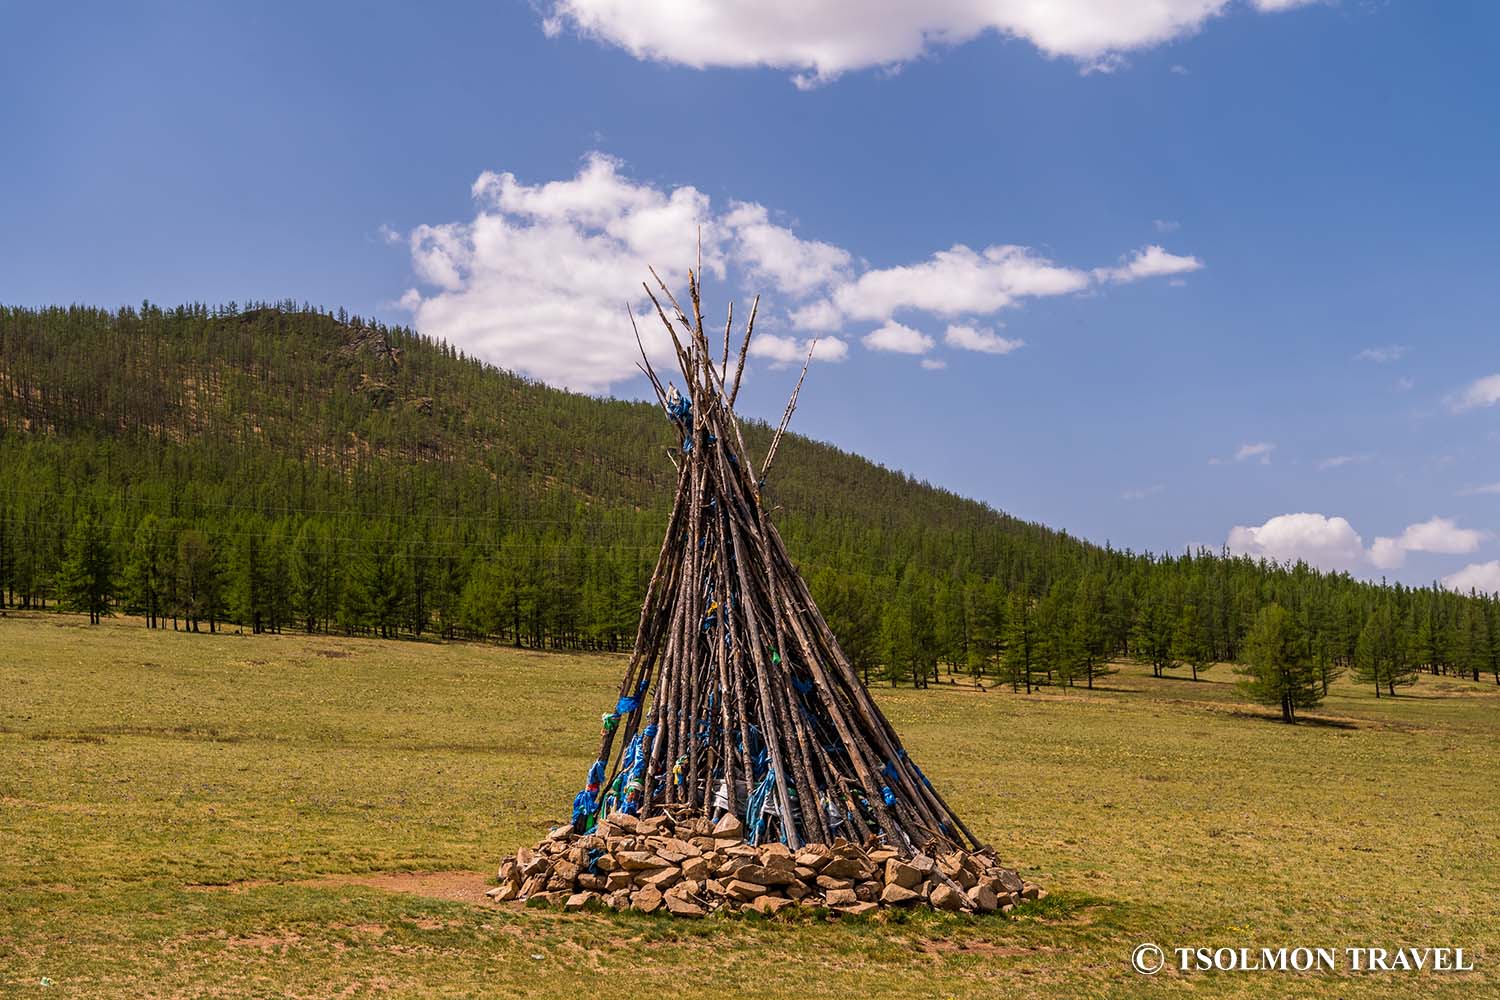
[1002,591,1037,694]
[174,529,216,632]
[1173,603,1213,681]
[123,513,168,628]
[59,507,113,624]
[1238,603,1322,723]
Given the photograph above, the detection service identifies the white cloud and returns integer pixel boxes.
[1234,442,1276,464]
[544,1,1316,86]
[1227,513,1366,571]
[748,334,849,366]
[1121,484,1165,501]
[944,323,1024,355]
[1447,374,1500,413]
[723,202,852,296]
[1093,244,1204,283]
[863,321,935,354]
[1317,454,1369,471]
[920,358,948,371]
[831,244,1090,322]
[1395,376,1415,393]
[1153,218,1181,232]
[1355,344,1406,363]
[1443,561,1500,596]
[1369,516,1488,569]
[1458,483,1500,497]
[401,154,1202,390]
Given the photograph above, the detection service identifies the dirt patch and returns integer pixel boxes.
[189,870,493,906]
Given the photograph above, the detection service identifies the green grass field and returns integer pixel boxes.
[2,612,1497,998]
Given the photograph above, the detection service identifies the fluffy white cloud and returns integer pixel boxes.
[1447,374,1500,413]
[829,244,1090,323]
[544,1,1315,86]
[1370,516,1487,569]
[1229,512,1489,574]
[400,154,1203,390]
[1234,441,1276,464]
[863,321,935,354]
[944,323,1024,355]
[748,333,849,366]
[1443,561,1500,596]
[1093,244,1204,283]
[723,202,851,297]
[1227,513,1367,571]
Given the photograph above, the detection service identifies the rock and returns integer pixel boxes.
[519,874,546,897]
[725,879,766,902]
[867,848,898,864]
[996,891,1017,909]
[786,882,809,901]
[526,891,563,908]
[486,882,518,902]
[1021,884,1042,900]
[605,871,633,892]
[712,814,744,840]
[576,873,607,892]
[605,811,639,832]
[996,869,1024,894]
[734,864,796,886]
[909,853,936,877]
[662,837,702,858]
[704,878,728,896]
[879,883,921,906]
[641,866,683,890]
[520,855,549,878]
[630,885,664,913]
[929,884,964,911]
[794,865,818,880]
[616,851,667,871]
[760,842,793,862]
[819,857,869,880]
[854,881,878,903]
[823,887,858,907]
[606,890,631,911]
[884,859,923,890]
[966,883,998,913]
[546,825,572,842]
[835,901,878,917]
[747,895,794,916]
[593,854,619,873]
[566,845,589,867]
[638,815,670,834]
[794,844,831,871]
[656,849,688,865]
[564,891,601,912]
[664,893,706,918]
[680,856,709,880]
[815,874,853,891]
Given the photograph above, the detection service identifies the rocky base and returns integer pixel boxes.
[488,811,1043,918]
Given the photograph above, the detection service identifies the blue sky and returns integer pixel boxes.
[3,1,1499,589]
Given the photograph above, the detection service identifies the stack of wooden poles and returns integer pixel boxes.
[569,264,981,859]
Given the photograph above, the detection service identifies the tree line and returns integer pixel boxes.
[3,302,1498,713]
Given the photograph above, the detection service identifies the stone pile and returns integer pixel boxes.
[487,811,1043,918]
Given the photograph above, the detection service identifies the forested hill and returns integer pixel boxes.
[2,302,1497,691]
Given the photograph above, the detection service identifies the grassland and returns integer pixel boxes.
[1,612,1497,998]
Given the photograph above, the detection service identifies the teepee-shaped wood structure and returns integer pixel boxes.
[568,264,981,859]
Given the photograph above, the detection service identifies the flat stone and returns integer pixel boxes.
[605,812,639,832]
[823,887,857,907]
[854,881,878,903]
[606,890,630,911]
[641,866,683,890]
[486,882,518,902]
[605,871,633,892]
[794,844,831,870]
[760,842,793,862]
[835,901,878,917]
[593,853,618,873]
[819,857,869,880]
[526,890,564,908]
[576,873,607,892]
[815,874,853,891]
[564,891,601,912]
[725,879,766,902]
[909,853,936,877]
[616,851,667,871]
[680,856,709,880]
[867,848,898,864]
[664,893,706,918]
[880,883,921,906]
[1021,884,1042,900]
[734,864,796,886]
[747,895,794,916]
[712,814,744,839]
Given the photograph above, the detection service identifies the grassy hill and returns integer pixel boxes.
[2,302,1496,689]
